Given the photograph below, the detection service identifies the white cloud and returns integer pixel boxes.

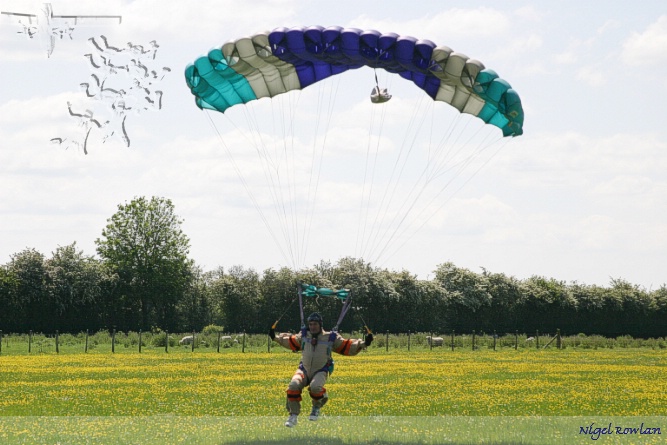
[622,15,667,66]
[351,7,510,44]
[554,51,577,65]
[576,64,606,87]
[495,34,543,60]
[513,5,544,23]
[111,0,298,44]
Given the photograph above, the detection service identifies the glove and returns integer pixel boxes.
[268,328,276,340]
[364,333,373,347]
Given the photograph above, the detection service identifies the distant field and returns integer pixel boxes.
[1,348,666,444]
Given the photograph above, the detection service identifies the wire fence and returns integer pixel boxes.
[1,329,666,355]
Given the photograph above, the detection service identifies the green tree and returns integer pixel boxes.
[95,196,193,331]
[260,267,299,330]
[177,264,214,331]
[649,285,667,337]
[0,264,20,331]
[45,242,104,331]
[217,265,261,332]
[519,276,577,333]
[7,248,49,331]
[434,262,491,332]
[481,269,524,332]
[393,271,447,332]
[607,278,652,337]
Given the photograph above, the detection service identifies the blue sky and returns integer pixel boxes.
[1,0,666,288]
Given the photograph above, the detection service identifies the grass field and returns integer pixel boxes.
[1,347,666,444]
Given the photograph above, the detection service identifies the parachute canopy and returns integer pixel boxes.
[185,26,523,137]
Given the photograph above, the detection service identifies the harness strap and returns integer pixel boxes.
[298,361,332,381]
[332,291,353,331]
[298,283,305,328]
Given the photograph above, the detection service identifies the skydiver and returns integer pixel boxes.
[269,312,373,428]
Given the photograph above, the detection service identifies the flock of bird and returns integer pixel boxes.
[1,5,169,154]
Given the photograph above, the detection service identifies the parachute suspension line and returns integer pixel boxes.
[360,93,430,261]
[372,130,504,265]
[429,123,500,182]
[365,109,504,265]
[332,291,353,332]
[288,89,306,267]
[237,100,298,268]
[360,95,389,256]
[427,114,476,182]
[359,94,424,259]
[272,89,301,268]
[300,76,341,266]
[267,98,296,268]
[279,91,297,267]
[272,293,299,330]
[377,134,511,268]
[424,111,464,183]
[204,110,291,266]
[374,126,508,265]
[353,306,372,334]
[355,90,388,257]
[226,104,294,266]
[354,100,379,256]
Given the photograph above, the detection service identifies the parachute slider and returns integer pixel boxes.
[301,284,350,301]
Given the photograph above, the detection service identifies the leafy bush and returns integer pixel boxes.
[202,325,224,335]
[151,332,176,347]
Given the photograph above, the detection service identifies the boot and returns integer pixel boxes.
[284,413,298,428]
[309,406,321,421]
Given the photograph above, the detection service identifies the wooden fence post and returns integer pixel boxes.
[111,329,115,353]
[536,330,539,349]
[85,330,89,353]
[192,330,195,352]
[165,330,169,353]
[55,330,59,354]
[217,331,221,353]
[242,330,246,353]
[493,330,497,351]
[138,330,142,353]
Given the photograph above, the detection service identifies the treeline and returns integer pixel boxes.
[1,196,665,337]
[1,250,666,337]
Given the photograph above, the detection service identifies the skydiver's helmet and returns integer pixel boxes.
[307,312,323,328]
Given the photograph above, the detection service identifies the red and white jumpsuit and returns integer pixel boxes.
[274,329,367,414]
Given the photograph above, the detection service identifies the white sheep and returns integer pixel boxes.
[179,335,194,345]
[426,336,444,347]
